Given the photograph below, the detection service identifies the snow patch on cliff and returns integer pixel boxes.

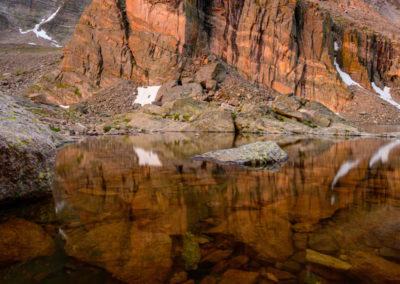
[333,41,362,88]
[334,42,339,51]
[134,86,161,106]
[334,58,363,88]
[371,82,400,109]
[19,7,62,47]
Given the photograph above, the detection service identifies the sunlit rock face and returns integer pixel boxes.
[61,0,400,110]
[52,134,400,282]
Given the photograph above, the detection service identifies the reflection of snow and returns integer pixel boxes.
[58,228,68,240]
[134,86,161,106]
[369,140,400,168]
[371,82,400,109]
[330,194,336,205]
[55,200,67,214]
[19,7,62,47]
[331,159,361,188]
[133,147,162,166]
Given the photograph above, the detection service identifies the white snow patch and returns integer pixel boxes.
[59,105,70,109]
[331,159,361,188]
[369,140,400,168]
[28,42,36,46]
[333,41,363,88]
[134,86,161,106]
[19,7,62,47]
[55,200,67,214]
[334,58,363,88]
[335,112,344,119]
[371,82,400,109]
[134,147,162,167]
[334,42,339,51]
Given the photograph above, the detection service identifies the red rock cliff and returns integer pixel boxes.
[60,0,400,111]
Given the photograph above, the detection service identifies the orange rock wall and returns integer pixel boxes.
[60,0,400,111]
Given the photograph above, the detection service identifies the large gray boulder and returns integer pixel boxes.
[0,94,62,201]
[156,80,203,104]
[193,141,288,170]
[195,62,227,85]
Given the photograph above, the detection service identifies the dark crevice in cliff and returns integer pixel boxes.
[248,5,267,74]
[201,0,214,40]
[228,0,244,64]
[117,0,130,36]
[117,0,136,78]
[183,0,208,57]
[292,0,304,67]
[96,45,104,87]
[293,0,305,96]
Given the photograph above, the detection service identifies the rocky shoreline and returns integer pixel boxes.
[1,88,399,203]
[1,41,400,203]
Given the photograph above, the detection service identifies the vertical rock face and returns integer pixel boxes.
[60,0,400,111]
[203,0,349,109]
[338,29,400,89]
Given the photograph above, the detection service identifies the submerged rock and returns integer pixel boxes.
[64,222,173,284]
[0,95,63,201]
[182,233,201,270]
[209,209,294,262]
[348,251,400,283]
[305,249,352,271]
[193,141,288,170]
[0,218,55,265]
[219,269,259,284]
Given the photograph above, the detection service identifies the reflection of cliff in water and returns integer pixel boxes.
[53,134,400,283]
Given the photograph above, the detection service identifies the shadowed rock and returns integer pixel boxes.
[0,218,55,265]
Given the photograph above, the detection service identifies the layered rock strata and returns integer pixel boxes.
[60,0,400,111]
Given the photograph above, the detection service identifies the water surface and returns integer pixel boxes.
[1,133,400,283]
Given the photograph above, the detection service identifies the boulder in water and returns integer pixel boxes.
[193,141,288,170]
